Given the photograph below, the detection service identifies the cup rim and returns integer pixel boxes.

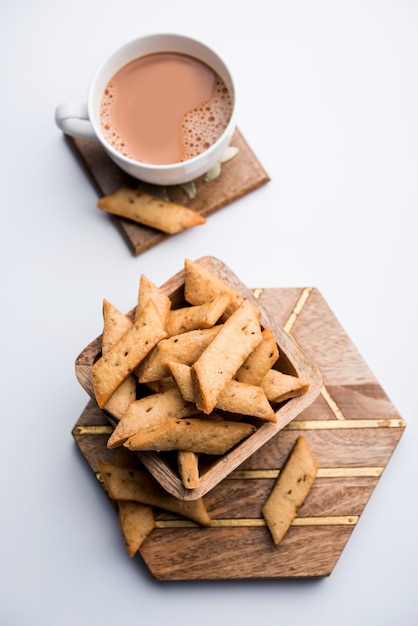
[87,33,236,174]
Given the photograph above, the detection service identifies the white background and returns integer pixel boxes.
[1,1,417,624]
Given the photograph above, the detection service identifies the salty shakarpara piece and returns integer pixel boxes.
[262,436,318,546]
[190,299,263,413]
[123,417,256,455]
[97,187,205,234]
[92,299,167,408]
[98,460,211,526]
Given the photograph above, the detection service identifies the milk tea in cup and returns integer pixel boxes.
[100,52,233,166]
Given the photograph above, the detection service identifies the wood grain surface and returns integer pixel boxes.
[72,284,406,580]
[66,128,270,255]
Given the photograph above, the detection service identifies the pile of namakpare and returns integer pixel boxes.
[92,259,309,476]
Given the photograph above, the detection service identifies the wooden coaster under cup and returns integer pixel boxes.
[65,128,270,255]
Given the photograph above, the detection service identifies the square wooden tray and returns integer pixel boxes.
[75,256,323,500]
[72,283,405,580]
[65,128,270,255]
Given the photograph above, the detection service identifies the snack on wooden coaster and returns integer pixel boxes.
[177,451,200,489]
[98,460,211,526]
[92,299,167,408]
[123,417,256,455]
[190,299,263,413]
[97,187,206,234]
[117,500,155,557]
[262,436,318,546]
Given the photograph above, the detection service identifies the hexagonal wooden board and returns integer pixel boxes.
[72,287,406,580]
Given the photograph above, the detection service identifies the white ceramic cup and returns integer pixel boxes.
[55,33,236,186]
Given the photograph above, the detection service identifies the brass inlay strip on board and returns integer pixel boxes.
[320,385,346,420]
[317,466,383,478]
[154,515,359,529]
[292,516,358,526]
[279,287,348,423]
[285,418,405,430]
[73,425,113,436]
[94,467,382,484]
[229,467,384,480]
[75,417,405,439]
[283,287,313,334]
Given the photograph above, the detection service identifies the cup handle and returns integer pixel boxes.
[55,102,96,140]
